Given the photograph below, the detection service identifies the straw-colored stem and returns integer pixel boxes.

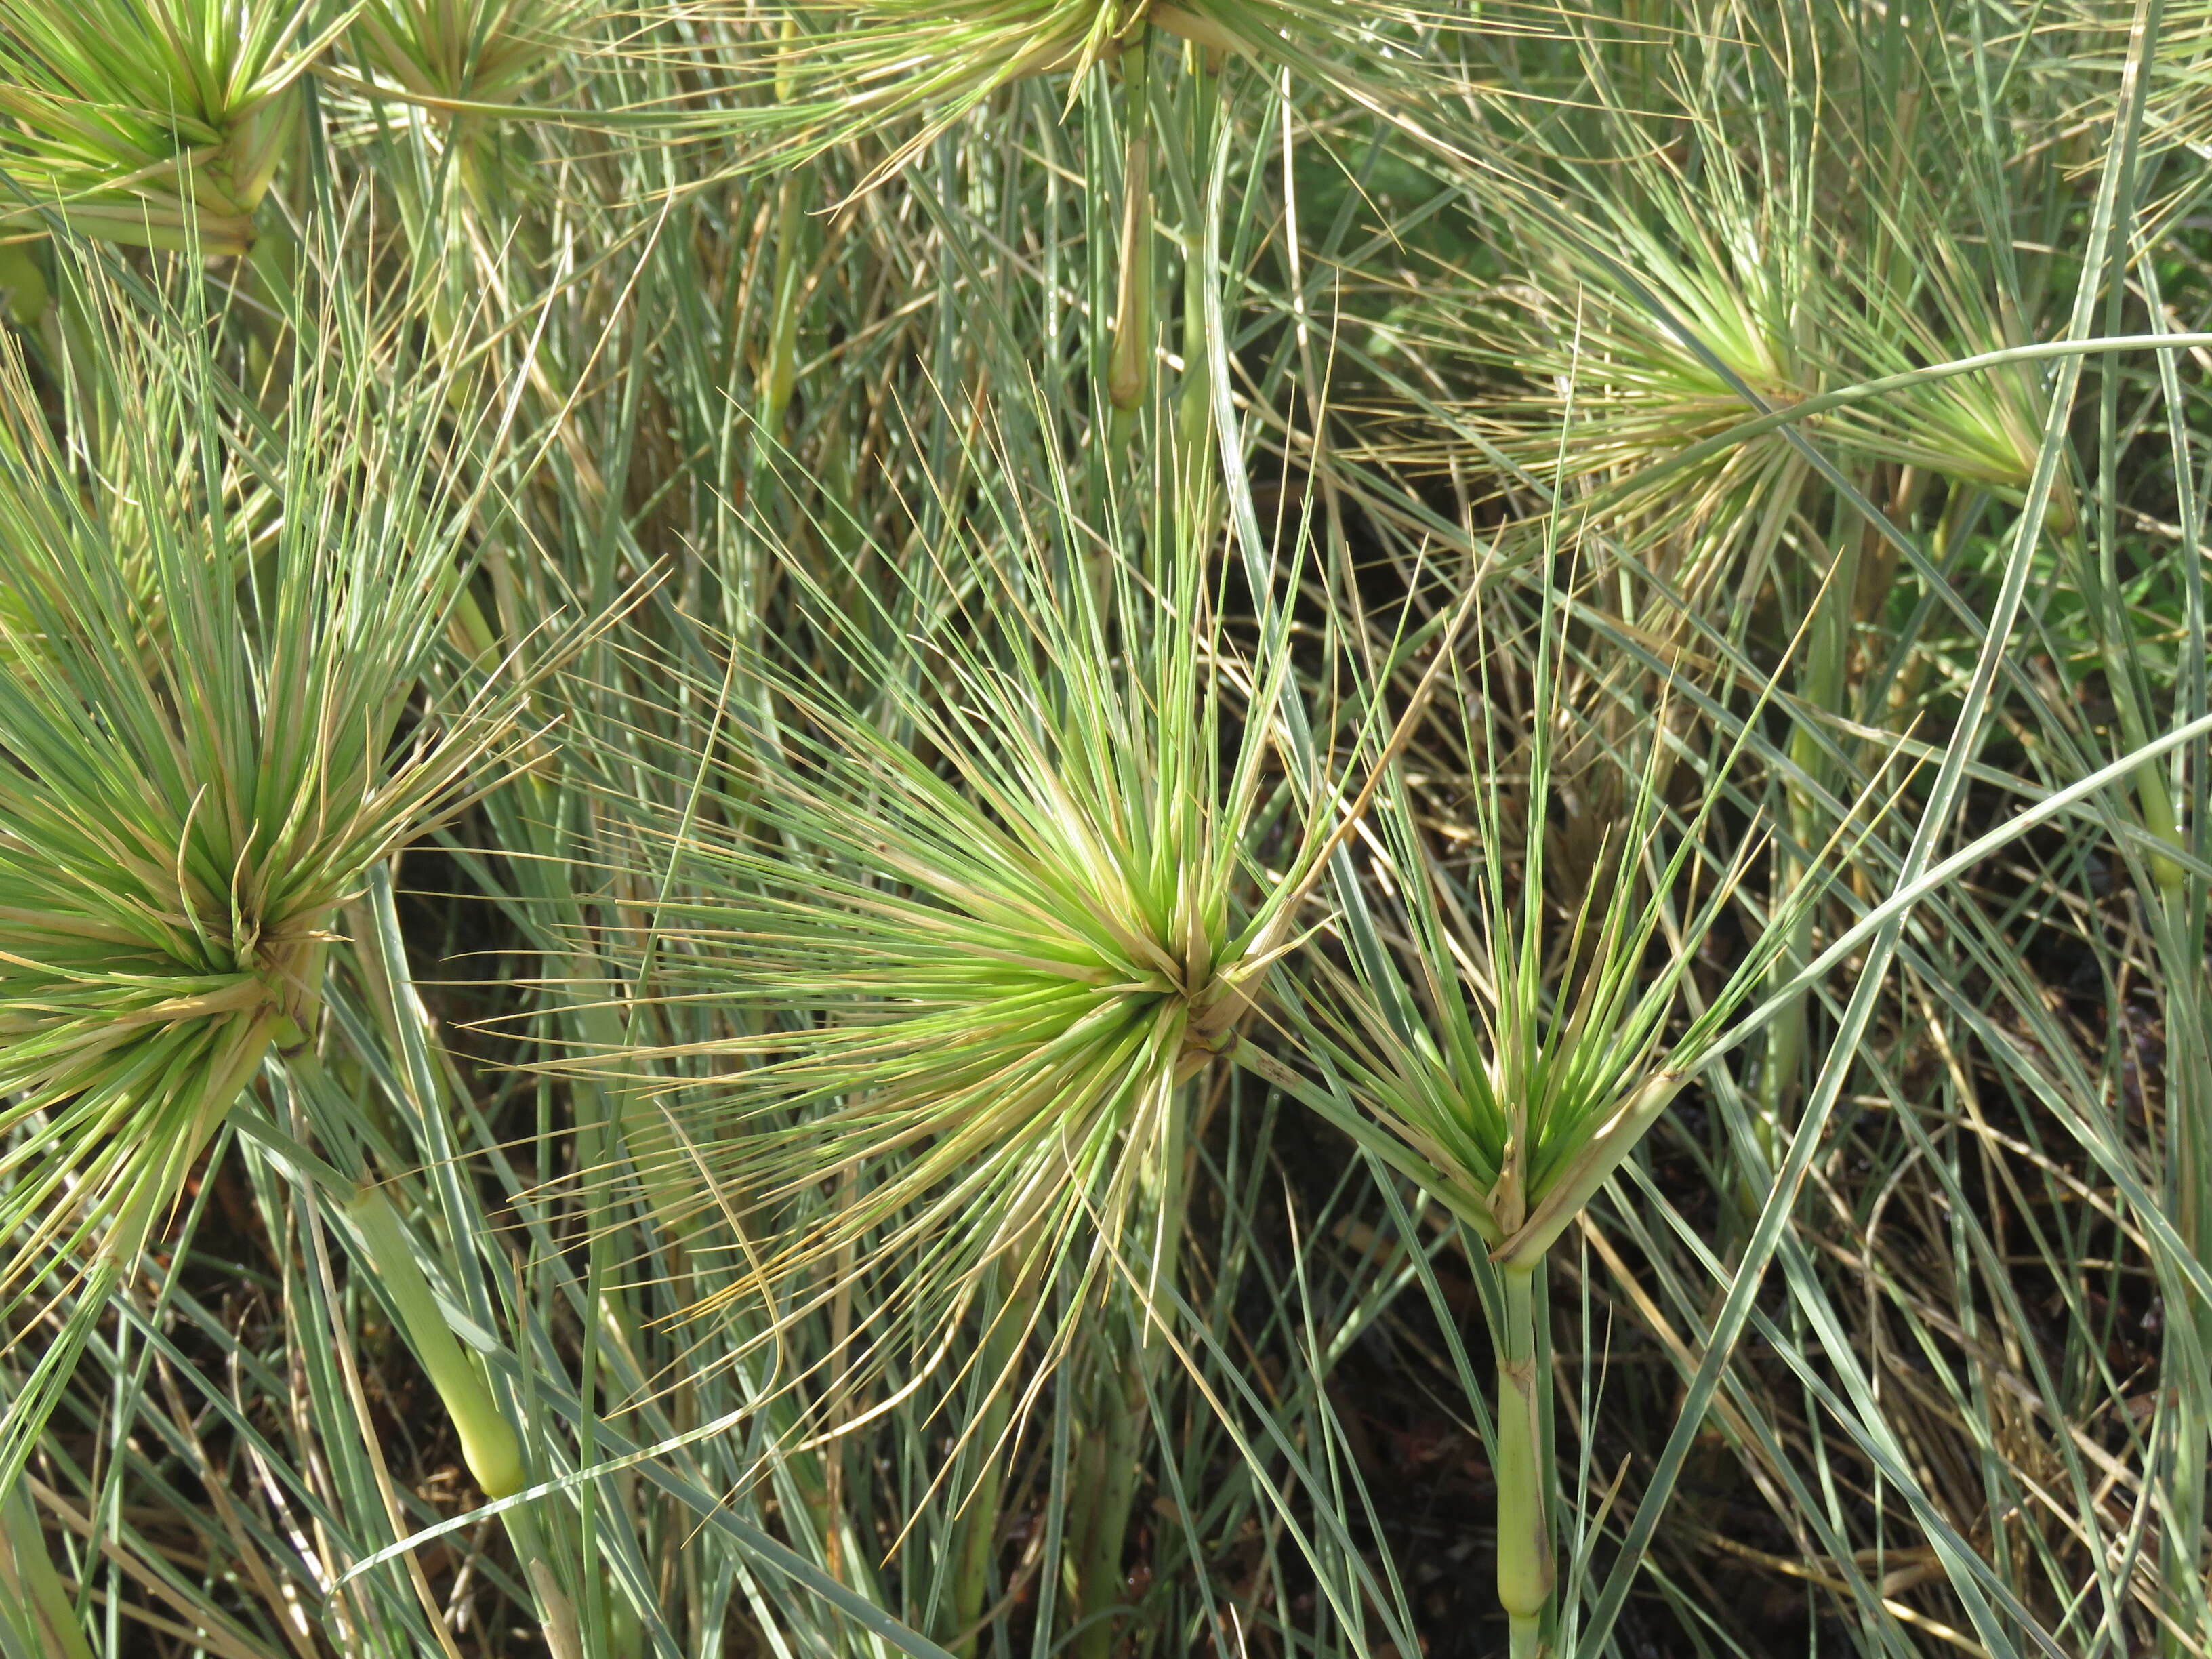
[1494,1260,1550,1658]
[824,1162,858,1582]
[1151,5,1242,57]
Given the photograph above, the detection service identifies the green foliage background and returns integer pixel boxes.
[1,2,2209,1656]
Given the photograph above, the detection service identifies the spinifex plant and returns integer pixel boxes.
[583,474,1324,1357]
[692,0,1482,184]
[560,431,1358,1650]
[350,0,584,106]
[337,0,588,216]
[0,279,525,1484]
[691,0,1482,438]
[1272,575,1852,1656]
[0,0,344,255]
[1458,115,1825,572]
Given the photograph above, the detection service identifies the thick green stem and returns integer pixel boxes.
[1107,27,1153,433]
[2106,652,2187,898]
[1495,1261,1550,1658]
[1071,1080,1189,1659]
[760,165,813,442]
[1071,1363,1147,1659]
[948,1263,1036,1655]
[2167,1391,2208,1659]
[2074,540,2188,897]
[565,957,694,1242]
[0,241,49,327]
[2158,890,2211,1655]
[348,1185,526,1499]
[1176,45,1218,518]
[1760,500,1865,1168]
[949,1418,1011,1656]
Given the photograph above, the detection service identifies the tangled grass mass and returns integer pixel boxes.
[3,1,2212,1656]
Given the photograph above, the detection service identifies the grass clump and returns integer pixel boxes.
[571,445,1331,1390]
[0,276,525,1486]
[0,0,340,254]
[12,0,2212,1655]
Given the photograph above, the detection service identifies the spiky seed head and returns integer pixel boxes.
[682,0,1504,185]
[1288,581,1836,1267]
[0,281,524,1315]
[0,0,340,255]
[350,0,585,104]
[556,462,1333,1412]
